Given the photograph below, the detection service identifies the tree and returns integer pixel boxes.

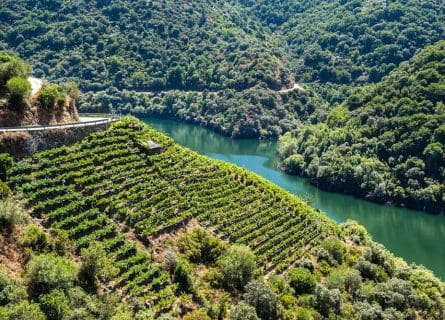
[286,268,316,295]
[243,280,278,320]
[39,289,71,320]
[6,77,31,105]
[0,153,13,181]
[78,242,118,293]
[314,285,342,317]
[230,302,259,320]
[216,245,256,291]
[167,67,185,88]
[177,228,226,264]
[26,254,78,299]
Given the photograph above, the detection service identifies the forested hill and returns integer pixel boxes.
[1,0,444,137]
[279,41,445,214]
[0,0,289,92]
[238,0,445,87]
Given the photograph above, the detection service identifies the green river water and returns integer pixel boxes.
[142,117,445,279]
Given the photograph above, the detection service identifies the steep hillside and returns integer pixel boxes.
[1,0,331,138]
[3,1,444,136]
[0,52,79,127]
[0,0,288,92]
[3,118,444,319]
[279,41,445,214]
[239,0,445,85]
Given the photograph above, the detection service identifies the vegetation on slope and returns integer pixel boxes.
[0,0,288,92]
[2,117,443,318]
[238,0,445,97]
[279,41,445,214]
[3,1,443,136]
[0,53,79,127]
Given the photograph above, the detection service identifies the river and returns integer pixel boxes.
[142,117,445,279]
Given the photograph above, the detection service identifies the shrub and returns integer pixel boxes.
[0,54,32,86]
[0,181,10,200]
[38,84,66,109]
[173,259,193,294]
[6,77,31,105]
[320,238,346,264]
[0,153,13,181]
[177,228,226,264]
[230,302,259,320]
[26,254,78,299]
[326,269,362,293]
[79,242,118,293]
[286,268,316,295]
[20,225,49,252]
[314,285,342,317]
[7,301,45,320]
[216,245,256,291]
[64,82,80,99]
[243,280,278,320]
[183,310,211,320]
[39,289,71,320]
[0,199,27,233]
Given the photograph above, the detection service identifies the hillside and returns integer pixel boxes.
[2,1,444,137]
[0,53,79,127]
[279,41,445,214]
[1,117,443,319]
[239,0,445,85]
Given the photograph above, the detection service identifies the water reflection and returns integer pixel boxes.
[142,117,445,279]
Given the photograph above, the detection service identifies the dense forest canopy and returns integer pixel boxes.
[238,0,445,85]
[280,41,445,214]
[1,0,444,137]
[0,0,289,92]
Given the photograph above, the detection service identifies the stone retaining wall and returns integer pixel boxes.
[0,122,111,159]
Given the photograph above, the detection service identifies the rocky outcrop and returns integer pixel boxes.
[0,96,79,127]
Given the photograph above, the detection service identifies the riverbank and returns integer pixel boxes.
[142,117,445,279]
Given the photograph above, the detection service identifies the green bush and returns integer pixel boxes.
[64,82,80,99]
[0,268,26,307]
[0,153,13,181]
[172,260,193,294]
[320,238,346,264]
[26,254,78,299]
[216,245,256,291]
[6,77,31,105]
[0,199,27,233]
[177,228,226,264]
[78,242,118,293]
[286,268,316,295]
[0,54,31,86]
[0,181,11,200]
[243,280,278,320]
[230,302,259,320]
[7,301,45,320]
[20,225,49,252]
[39,289,71,320]
[183,310,211,320]
[314,285,342,317]
[38,84,66,109]
[326,269,362,293]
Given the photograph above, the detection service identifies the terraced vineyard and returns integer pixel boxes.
[9,117,339,303]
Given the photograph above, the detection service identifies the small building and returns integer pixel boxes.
[140,139,162,154]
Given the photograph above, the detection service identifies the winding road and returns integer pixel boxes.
[0,117,116,133]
